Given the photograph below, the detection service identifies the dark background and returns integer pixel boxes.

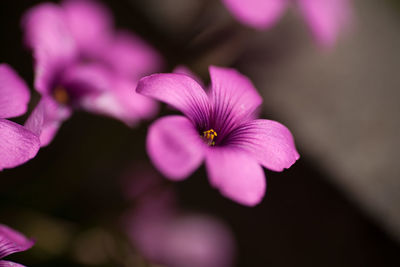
[1,0,399,266]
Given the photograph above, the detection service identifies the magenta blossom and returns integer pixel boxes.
[0,224,35,267]
[0,64,40,171]
[23,0,162,146]
[222,0,352,46]
[128,208,235,267]
[136,66,299,206]
[123,167,235,267]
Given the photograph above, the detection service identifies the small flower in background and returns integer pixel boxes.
[0,224,34,267]
[0,64,40,171]
[127,210,236,267]
[221,0,352,47]
[22,0,162,146]
[136,66,299,206]
[122,167,236,267]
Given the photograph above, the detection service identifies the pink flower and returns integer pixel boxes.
[0,64,40,171]
[123,169,235,267]
[22,0,162,146]
[136,66,299,206]
[129,211,235,267]
[0,224,34,267]
[221,0,352,46]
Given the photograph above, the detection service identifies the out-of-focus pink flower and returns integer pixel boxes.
[128,212,235,267]
[0,64,40,171]
[22,0,162,146]
[123,168,235,267]
[221,0,352,46]
[136,66,299,206]
[0,224,35,266]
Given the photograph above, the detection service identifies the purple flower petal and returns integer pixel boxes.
[37,123,61,148]
[206,147,266,206]
[128,211,169,262]
[226,119,300,172]
[0,224,34,259]
[26,97,71,147]
[147,115,205,180]
[208,66,262,138]
[104,31,163,79]
[173,65,205,88]
[0,261,27,267]
[24,99,44,137]
[160,215,235,267]
[137,73,210,126]
[62,0,113,57]
[0,119,40,171]
[0,64,30,119]
[297,0,352,47]
[39,97,71,147]
[60,63,112,99]
[132,214,235,267]
[126,190,177,262]
[126,183,235,267]
[22,3,77,94]
[222,0,288,29]
[82,78,158,126]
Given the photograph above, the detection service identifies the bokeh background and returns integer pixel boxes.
[1,0,400,266]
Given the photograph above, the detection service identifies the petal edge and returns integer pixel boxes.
[226,119,300,172]
[147,115,205,180]
[0,119,40,171]
[137,73,210,128]
[0,64,30,119]
[206,147,266,206]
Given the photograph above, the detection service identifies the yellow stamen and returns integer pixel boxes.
[203,129,217,146]
[53,86,69,105]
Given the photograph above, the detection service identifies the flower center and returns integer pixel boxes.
[203,129,217,146]
[53,86,70,105]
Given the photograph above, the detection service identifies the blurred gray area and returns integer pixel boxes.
[244,0,400,241]
[143,0,400,241]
